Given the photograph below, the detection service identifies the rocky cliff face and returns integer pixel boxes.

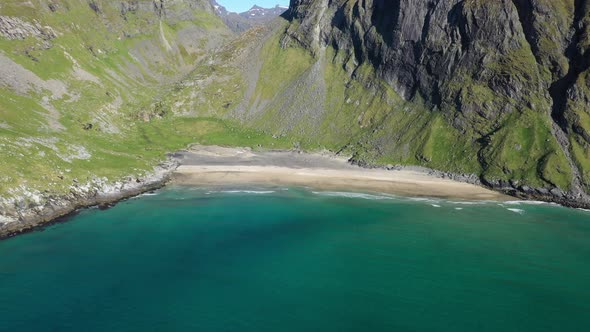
[274,0,590,203]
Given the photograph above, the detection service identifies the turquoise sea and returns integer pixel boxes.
[1,187,589,332]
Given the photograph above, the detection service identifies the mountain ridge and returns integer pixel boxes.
[210,1,287,33]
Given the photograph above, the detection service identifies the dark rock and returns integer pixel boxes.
[88,1,101,14]
[550,188,566,198]
[98,202,115,210]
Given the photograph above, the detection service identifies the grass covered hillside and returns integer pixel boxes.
[0,0,245,201]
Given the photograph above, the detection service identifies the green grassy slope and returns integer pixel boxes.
[0,0,280,200]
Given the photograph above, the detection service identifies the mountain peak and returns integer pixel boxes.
[212,1,288,33]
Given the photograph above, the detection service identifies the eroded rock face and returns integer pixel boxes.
[282,0,590,197]
[0,16,57,40]
[285,0,536,116]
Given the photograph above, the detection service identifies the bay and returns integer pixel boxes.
[1,187,589,332]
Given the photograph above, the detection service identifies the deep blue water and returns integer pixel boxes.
[1,187,589,332]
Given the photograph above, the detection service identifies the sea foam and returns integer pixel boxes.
[507,208,525,214]
[216,190,276,195]
[312,191,394,200]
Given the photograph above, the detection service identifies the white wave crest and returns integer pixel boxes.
[507,208,525,214]
[450,201,480,205]
[312,191,394,200]
[139,192,159,197]
[217,190,276,195]
[504,200,548,206]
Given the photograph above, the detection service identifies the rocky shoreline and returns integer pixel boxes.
[440,172,590,210]
[0,158,179,239]
[352,160,590,210]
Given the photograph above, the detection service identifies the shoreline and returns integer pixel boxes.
[172,165,507,201]
[3,144,588,240]
[170,145,508,201]
[0,159,179,239]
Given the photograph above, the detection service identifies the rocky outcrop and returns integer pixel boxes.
[0,158,179,239]
[0,16,57,40]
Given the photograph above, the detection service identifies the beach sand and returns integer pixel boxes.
[171,145,509,201]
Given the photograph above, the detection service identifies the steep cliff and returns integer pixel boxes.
[227,0,590,205]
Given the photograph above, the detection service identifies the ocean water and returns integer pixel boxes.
[1,187,589,332]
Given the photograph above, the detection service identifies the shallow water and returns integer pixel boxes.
[1,186,589,331]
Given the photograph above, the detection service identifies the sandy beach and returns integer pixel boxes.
[171,145,509,201]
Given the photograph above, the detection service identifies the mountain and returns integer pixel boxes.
[240,5,288,18]
[165,0,590,207]
[210,1,287,33]
[270,0,590,205]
